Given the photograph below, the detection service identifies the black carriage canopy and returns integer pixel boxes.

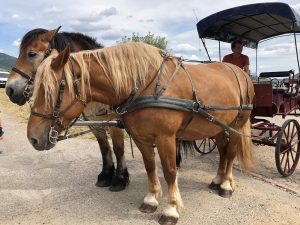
[196,2,300,48]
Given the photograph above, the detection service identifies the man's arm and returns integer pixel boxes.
[244,55,250,74]
[244,65,250,74]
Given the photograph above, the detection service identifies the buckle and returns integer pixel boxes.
[115,106,127,115]
[49,126,58,144]
[52,111,60,118]
[192,102,200,112]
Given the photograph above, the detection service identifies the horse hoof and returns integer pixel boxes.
[109,168,129,192]
[95,167,115,188]
[139,203,157,213]
[95,179,111,187]
[208,182,220,190]
[218,189,233,198]
[158,215,178,225]
[109,183,127,192]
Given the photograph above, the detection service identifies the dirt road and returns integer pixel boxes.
[0,107,300,225]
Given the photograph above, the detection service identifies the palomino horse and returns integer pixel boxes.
[5,28,129,191]
[27,43,254,225]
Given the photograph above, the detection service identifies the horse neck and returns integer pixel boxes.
[77,56,126,106]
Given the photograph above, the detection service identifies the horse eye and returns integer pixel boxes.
[28,52,37,58]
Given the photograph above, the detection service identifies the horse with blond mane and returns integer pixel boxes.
[27,42,254,225]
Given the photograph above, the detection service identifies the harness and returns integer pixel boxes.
[30,58,87,144]
[115,52,253,137]
[12,28,60,101]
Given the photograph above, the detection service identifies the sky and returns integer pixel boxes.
[0,0,300,75]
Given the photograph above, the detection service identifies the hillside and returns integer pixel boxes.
[0,53,16,71]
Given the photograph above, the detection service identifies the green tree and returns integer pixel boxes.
[119,32,168,50]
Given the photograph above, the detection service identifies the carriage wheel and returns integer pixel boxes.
[275,119,300,177]
[193,138,217,154]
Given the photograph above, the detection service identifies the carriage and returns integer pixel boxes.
[194,2,300,177]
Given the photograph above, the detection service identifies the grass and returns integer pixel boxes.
[0,88,30,123]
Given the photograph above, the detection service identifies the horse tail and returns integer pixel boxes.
[175,140,194,167]
[236,118,255,170]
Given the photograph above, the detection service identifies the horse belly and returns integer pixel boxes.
[177,112,238,140]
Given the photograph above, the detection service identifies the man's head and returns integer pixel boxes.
[231,40,243,54]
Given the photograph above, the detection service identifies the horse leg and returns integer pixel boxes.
[209,132,228,190]
[92,127,115,188]
[219,119,254,198]
[156,136,183,225]
[108,127,129,192]
[135,142,162,214]
[218,132,240,198]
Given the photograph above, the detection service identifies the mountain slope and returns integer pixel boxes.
[0,53,16,70]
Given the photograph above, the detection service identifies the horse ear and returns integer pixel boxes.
[41,26,62,43]
[51,45,70,71]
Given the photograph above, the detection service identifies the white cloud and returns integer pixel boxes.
[100,30,124,40]
[70,21,111,32]
[78,7,118,23]
[11,14,20,19]
[99,7,118,17]
[172,43,197,52]
[12,39,21,47]
[43,6,63,13]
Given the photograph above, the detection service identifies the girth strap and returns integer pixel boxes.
[124,96,253,113]
[120,95,253,137]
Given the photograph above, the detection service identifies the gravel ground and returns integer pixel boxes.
[0,108,300,225]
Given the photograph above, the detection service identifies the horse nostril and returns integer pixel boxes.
[29,137,38,146]
[6,86,14,98]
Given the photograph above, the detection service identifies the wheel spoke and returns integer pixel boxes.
[208,139,211,150]
[284,123,291,143]
[287,152,291,172]
[290,150,295,163]
[203,140,206,151]
[280,151,287,165]
[199,140,204,149]
[283,131,289,146]
[283,152,289,172]
[291,123,296,139]
[280,148,290,154]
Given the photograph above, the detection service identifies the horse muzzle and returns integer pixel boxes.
[28,130,56,151]
[5,82,27,106]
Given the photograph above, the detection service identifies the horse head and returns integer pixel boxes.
[27,46,85,150]
[6,27,61,105]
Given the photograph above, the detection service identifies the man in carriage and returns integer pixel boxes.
[222,40,250,74]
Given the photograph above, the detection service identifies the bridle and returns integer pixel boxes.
[11,33,56,101]
[30,58,86,144]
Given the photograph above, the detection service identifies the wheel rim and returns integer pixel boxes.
[193,138,216,154]
[275,119,300,176]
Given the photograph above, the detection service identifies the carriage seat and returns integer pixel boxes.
[259,70,293,78]
[259,70,298,94]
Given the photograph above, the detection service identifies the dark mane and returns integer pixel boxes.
[19,28,104,54]
[20,28,47,53]
[62,32,103,50]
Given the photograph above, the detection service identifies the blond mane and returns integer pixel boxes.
[33,42,173,110]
